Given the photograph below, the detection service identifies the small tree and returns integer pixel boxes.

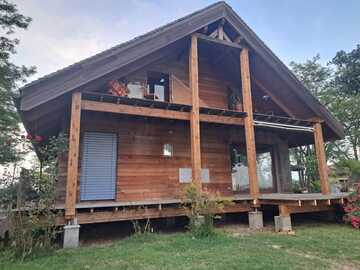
[2,134,68,259]
[0,0,35,165]
[182,184,232,238]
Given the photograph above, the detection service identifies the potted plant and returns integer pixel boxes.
[228,87,242,111]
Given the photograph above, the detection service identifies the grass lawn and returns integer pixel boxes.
[1,223,360,270]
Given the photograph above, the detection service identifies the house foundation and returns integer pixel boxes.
[63,223,80,248]
[248,211,263,230]
[274,215,292,232]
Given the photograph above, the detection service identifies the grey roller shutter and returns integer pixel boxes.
[80,132,117,201]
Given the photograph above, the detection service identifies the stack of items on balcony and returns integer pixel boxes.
[108,80,129,96]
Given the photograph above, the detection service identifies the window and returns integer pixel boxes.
[146,72,169,102]
[230,144,274,191]
[163,143,173,157]
[256,152,274,189]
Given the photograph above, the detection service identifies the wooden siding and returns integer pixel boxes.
[56,111,292,204]
[124,52,229,110]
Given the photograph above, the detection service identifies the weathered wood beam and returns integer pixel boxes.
[279,204,290,217]
[82,99,244,126]
[65,92,82,220]
[195,33,243,50]
[252,78,296,118]
[199,114,244,125]
[217,19,225,40]
[189,35,202,190]
[240,48,260,200]
[285,205,333,214]
[82,100,190,121]
[56,203,251,225]
[313,122,330,194]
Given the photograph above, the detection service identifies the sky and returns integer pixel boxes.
[12,0,360,83]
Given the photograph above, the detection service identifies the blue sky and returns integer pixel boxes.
[13,0,360,82]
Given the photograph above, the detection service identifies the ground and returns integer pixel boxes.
[1,222,359,270]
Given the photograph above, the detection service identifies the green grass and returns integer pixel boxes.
[1,223,360,270]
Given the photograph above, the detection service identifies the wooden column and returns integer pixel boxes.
[240,48,259,199]
[313,122,330,194]
[279,205,290,217]
[189,35,202,190]
[65,92,82,219]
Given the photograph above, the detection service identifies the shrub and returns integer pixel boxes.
[182,184,232,238]
[344,183,360,229]
[1,134,67,259]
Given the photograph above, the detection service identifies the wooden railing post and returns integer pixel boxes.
[65,92,82,220]
[240,48,259,200]
[189,35,202,190]
[313,121,330,194]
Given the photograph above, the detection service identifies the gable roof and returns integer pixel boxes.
[19,1,344,139]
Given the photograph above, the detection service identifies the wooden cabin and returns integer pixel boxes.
[18,2,348,246]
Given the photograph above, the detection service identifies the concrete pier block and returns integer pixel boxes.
[248,211,263,230]
[63,224,80,248]
[274,215,292,232]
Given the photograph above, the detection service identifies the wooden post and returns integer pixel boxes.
[279,204,290,217]
[65,92,82,219]
[313,122,330,194]
[240,48,259,200]
[189,35,202,190]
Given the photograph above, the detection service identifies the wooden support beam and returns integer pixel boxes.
[217,22,224,40]
[65,92,82,220]
[82,100,190,121]
[286,205,333,214]
[199,114,244,125]
[82,99,245,126]
[56,203,251,225]
[279,204,290,217]
[240,48,260,199]
[313,122,330,194]
[252,78,296,118]
[189,35,202,190]
[196,33,243,50]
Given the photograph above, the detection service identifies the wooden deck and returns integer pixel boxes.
[259,192,348,201]
[56,194,254,210]
[54,192,348,225]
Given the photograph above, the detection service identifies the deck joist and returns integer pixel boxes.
[54,193,348,225]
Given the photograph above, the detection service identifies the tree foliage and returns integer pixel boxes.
[328,45,360,160]
[289,45,360,190]
[0,0,35,164]
[289,56,332,190]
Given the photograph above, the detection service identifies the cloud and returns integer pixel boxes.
[11,0,208,83]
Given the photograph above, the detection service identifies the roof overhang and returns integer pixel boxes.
[18,1,344,141]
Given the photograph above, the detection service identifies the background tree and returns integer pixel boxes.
[0,0,35,164]
[289,55,333,190]
[290,45,360,190]
[327,45,360,160]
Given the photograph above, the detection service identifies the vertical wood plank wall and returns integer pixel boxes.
[240,48,260,199]
[56,48,297,206]
[64,92,82,219]
[313,122,330,194]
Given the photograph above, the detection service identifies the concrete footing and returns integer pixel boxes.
[248,211,263,230]
[63,224,80,248]
[274,216,292,232]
